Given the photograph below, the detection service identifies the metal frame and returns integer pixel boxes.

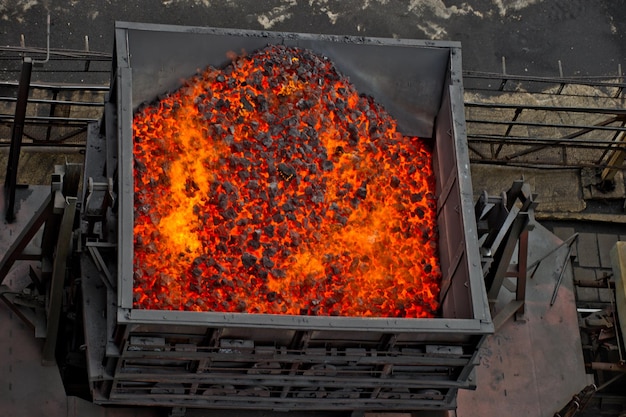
[0,81,107,147]
[4,57,32,222]
[463,72,626,168]
[82,22,495,411]
[111,22,491,335]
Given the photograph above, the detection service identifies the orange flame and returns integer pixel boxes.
[132,45,441,318]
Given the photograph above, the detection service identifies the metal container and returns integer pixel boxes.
[83,22,492,412]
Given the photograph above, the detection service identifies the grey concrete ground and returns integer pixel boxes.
[0,0,625,78]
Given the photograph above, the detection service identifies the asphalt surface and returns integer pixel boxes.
[0,0,625,78]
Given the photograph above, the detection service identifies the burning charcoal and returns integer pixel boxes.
[311,191,324,204]
[135,160,147,173]
[321,160,334,171]
[216,98,230,110]
[255,95,269,112]
[330,264,342,276]
[268,182,278,197]
[263,224,275,237]
[277,163,296,181]
[263,246,277,258]
[287,127,299,138]
[222,134,234,146]
[260,134,273,148]
[335,214,348,226]
[410,192,423,203]
[356,184,367,200]
[252,212,263,224]
[271,269,286,278]
[242,253,258,268]
[282,201,296,212]
[262,256,275,269]
[284,116,298,127]
[240,96,254,111]
[232,142,244,153]
[296,98,312,110]
[270,124,283,136]
[132,45,441,318]
[217,193,228,210]
[277,224,288,238]
[289,230,301,247]
[257,268,269,281]
[222,207,237,220]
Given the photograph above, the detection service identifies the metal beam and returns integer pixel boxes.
[42,196,77,365]
[4,57,32,222]
[0,192,52,281]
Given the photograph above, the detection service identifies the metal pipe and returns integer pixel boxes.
[528,233,578,277]
[467,134,626,148]
[32,14,50,65]
[0,80,109,91]
[607,276,624,363]
[0,115,100,123]
[590,362,626,372]
[0,96,104,107]
[550,244,574,306]
[465,102,626,116]
[466,118,626,133]
[42,196,77,365]
[596,374,624,391]
[0,145,85,153]
[463,71,626,87]
[0,45,111,58]
[4,57,33,223]
[469,158,626,170]
[575,279,615,289]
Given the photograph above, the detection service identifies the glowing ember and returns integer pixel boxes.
[132,45,441,318]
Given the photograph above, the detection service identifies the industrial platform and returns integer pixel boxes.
[2,12,626,416]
